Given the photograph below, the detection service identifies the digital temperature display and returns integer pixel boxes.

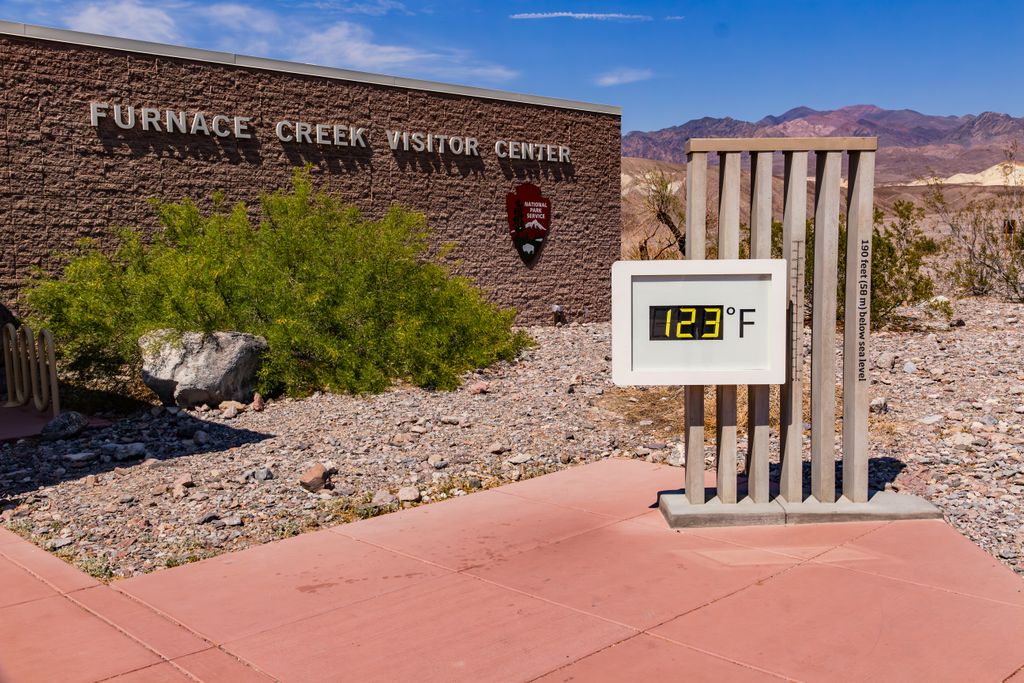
[649,305,724,340]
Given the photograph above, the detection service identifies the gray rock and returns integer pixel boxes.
[221,515,243,527]
[918,414,944,426]
[903,362,918,374]
[299,463,329,492]
[114,442,147,461]
[195,512,219,524]
[192,430,209,445]
[371,489,397,507]
[506,453,533,465]
[397,486,421,503]
[62,451,96,465]
[488,442,511,455]
[41,411,90,442]
[875,352,896,370]
[139,329,268,408]
[427,453,448,469]
[249,467,274,482]
[869,397,889,414]
[49,537,74,550]
[221,406,238,420]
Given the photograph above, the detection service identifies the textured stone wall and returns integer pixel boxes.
[0,35,621,323]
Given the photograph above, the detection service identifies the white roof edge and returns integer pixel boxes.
[0,20,622,116]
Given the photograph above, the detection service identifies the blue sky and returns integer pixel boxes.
[2,0,1020,132]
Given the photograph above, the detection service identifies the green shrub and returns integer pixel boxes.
[27,170,530,395]
[804,201,941,327]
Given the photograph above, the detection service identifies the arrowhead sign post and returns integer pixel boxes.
[506,183,551,265]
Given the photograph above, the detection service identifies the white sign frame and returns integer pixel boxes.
[611,259,787,386]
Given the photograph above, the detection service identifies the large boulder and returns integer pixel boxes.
[139,329,268,408]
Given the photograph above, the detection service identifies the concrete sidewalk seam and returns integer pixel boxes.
[330,504,625,572]
[810,559,1024,610]
[489,486,645,521]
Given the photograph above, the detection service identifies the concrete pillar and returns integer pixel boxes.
[843,151,875,502]
[779,151,809,503]
[684,151,708,505]
[810,151,841,503]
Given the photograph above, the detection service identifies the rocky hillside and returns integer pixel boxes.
[623,105,1024,183]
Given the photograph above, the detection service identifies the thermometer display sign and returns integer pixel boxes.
[611,259,787,385]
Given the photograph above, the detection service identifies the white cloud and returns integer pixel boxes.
[665,15,685,21]
[200,3,280,34]
[594,67,653,86]
[510,12,651,21]
[66,0,179,42]
[301,0,408,15]
[292,21,517,81]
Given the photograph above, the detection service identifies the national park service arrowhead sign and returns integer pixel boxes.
[506,183,551,265]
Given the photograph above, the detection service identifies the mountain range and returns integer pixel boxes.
[622,105,1024,183]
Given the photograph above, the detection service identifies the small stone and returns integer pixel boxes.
[467,381,490,395]
[221,406,239,420]
[114,443,147,461]
[84,474,98,487]
[220,400,246,412]
[172,473,193,487]
[221,515,243,527]
[427,453,448,469]
[371,489,397,507]
[440,415,460,425]
[948,432,975,446]
[397,486,421,503]
[869,397,888,414]
[903,362,918,374]
[488,442,510,455]
[251,393,265,411]
[390,432,412,446]
[999,548,1018,560]
[666,446,685,467]
[41,411,90,441]
[251,467,274,482]
[918,414,943,426]
[468,477,483,489]
[506,453,533,465]
[193,430,209,445]
[49,538,74,550]
[62,451,96,465]
[1014,405,1024,414]
[195,512,219,524]
[875,352,896,370]
[299,463,329,492]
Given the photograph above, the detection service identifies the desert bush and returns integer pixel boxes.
[26,170,530,395]
[927,157,1024,300]
[805,201,941,327]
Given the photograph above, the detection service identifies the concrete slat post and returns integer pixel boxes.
[715,151,741,502]
[843,151,875,502]
[684,151,708,505]
[779,151,809,503]
[810,150,841,503]
[746,151,773,503]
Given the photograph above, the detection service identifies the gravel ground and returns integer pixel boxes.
[1,298,1022,579]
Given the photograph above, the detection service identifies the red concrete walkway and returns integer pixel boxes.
[1,459,1023,682]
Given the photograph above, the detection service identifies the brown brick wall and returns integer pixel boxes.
[0,35,621,323]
